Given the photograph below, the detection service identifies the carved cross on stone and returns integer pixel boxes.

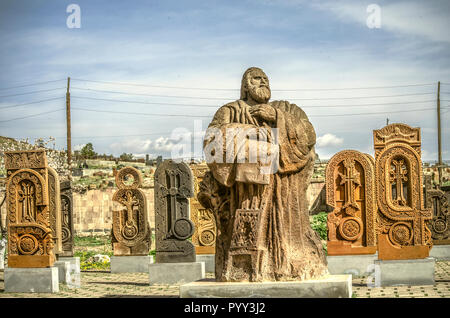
[338,159,361,215]
[389,159,408,206]
[154,160,195,263]
[18,182,35,222]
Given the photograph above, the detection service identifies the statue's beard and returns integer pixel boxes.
[248,85,271,104]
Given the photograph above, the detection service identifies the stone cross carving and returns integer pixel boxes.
[373,123,432,260]
[111,166,151,256]
[154,160,195,263]
[48,167,62,256]
[5,149,55,268]
[326,150,377,255]
[389,159,408,206]
[60,180,75,256]
[424,175,450,244]
[198,67,328,282]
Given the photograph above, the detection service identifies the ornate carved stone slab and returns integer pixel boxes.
[326,150,377,255]
[190,164,216,255]
[48,167,62,255]
[373,124,432,260]
[5,149,55,267]
[154,160,195,263]
[424,175,450,245]
[111,167,151,256]
[60,180,75,256]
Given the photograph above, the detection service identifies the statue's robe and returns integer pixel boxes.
[202,99,328,282]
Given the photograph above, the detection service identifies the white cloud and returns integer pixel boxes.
[316,133,344,147]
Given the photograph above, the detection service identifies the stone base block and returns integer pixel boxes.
[196,254,215,273]
[430,245,450,261]
[111,255,154,273]
[327,254,377,277]
[4,267,59,293]
[374,257,435,287]
[149,262,205,285]
[55,257,81,288]
[180,275,352,298]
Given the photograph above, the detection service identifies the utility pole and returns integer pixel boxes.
[386,118,389,126]
[66,77,72,177]
[437,81,442,187]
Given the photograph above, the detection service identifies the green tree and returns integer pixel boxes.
[80,143,97,159]
[119,153,133,161]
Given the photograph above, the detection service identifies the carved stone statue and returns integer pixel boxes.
[373,123,432,260]
[5,149,55,267]
[190,163,216,254]
[326,150,377,255]
[198,67,328,282]
[111,166,151,255]
[154,160,195,263]
[60,180,75,256]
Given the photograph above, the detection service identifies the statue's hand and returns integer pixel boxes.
[249,104,276,123]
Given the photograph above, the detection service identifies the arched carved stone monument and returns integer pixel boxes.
[60,180,75,256]
[5,149,55,267]
[326,150,377,255]
[373,123,433,260]
[111,166,151,255]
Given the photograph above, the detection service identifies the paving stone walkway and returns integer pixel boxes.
[0,261,448,298]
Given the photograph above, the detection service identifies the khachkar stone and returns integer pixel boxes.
[198,67,328,282]
[47,167,62,256]
[5,149,55,267]
[111,167,151,255]
[326,150,377,255]
[190,163,216,254]
[424,175,450,245]
[60,180,75,256]
[373,123,433,260]
[154,160,196,263]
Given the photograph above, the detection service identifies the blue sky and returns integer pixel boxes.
[0,0,449,160]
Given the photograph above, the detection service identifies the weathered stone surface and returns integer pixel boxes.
[110,255,154,273]
[179,275,352,298]
[190,163,216,255]
[60,180,75,256]
[429,245,450,260]
[154,160,195,263]
[196,254,215,273]
[198,67,328,282]
[111,166,151,256]
[373,124,432,260]
[54,260,70,283]
[424,175,450,245]
[327,254,377,277]
[4,267,59,293]
[149,262,205,284]
[55,257,81,288]
[48,167,62,256]
[5,149,55,268]
[326,150,377,255]
[374,257,435,286]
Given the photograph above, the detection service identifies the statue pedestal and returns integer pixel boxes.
[430,245,450,260]
[149,262,205,285]
[55,256,81,288]
[4,267,59,293]
[111,255,154,273]
[327,254,377,277]
[374,257,435,287]
[179,275,352,298]
[196,254,215,273]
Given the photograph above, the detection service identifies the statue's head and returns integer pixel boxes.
[240,67,271,104]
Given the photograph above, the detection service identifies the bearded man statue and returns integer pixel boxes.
[198,67,328,282]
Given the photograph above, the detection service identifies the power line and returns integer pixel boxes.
[0,108,65,123]
[71,95,436,108]
[71,77,436,92]
[309,106,449,117]
[0,87,65,99]
[71,107,213,118]
[0,79,65,91]
[0,97,65,110]
[71,86,435,101]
